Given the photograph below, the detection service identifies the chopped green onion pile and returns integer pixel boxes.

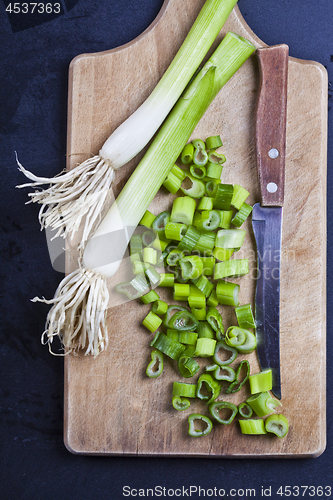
[116,135,289,439]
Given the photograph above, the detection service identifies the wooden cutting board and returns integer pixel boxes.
[64,0,327,457]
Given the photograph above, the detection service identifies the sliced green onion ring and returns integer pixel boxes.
[172,395,191,411]
[177,225,200,252]
[265,414,289,438]
[238,402,253,419]
[206,306,224,337]
[209,401,238,424]
[151,299,168,316]
[173,381,197,398]
[216,280,240,306]
[195,337,216,357]
[150,331,186,360]
[206,162,223,179]
[231,184,249,210]
[190,164,207,179]
[196,321,215,339]
[235,303,256,329]
[180,143,194,164]
[225,326,247,347]
[115,273,149,300]
[213,340,238,366]
[235,329,257,354]
[196,210,220,231]
[231,202,253,227]
[142,311,163,333]
[188,413,213,437]
[226,359,250,394]
[239,419,267,435]
[178,348,200,378]
[196,373,221,404]
[246,392,282,417]
[213,365,236,382]
[214,259,249,279]
[140,210,156,228]
[181,175,206,198]
[168,310,199,331]
[248,369,273,394]
[170,196,197,225]
[179,255,204,280]
[213,183,233,210]
[205,135,223,150]
[146,349,164,378]
[208,151,226,164]
[215,229,246,249]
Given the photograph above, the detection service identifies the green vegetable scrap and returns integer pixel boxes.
[116,131,288,439]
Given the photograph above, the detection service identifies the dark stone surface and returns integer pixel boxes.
[0,1,332,498]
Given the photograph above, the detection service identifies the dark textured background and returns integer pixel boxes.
[0,1,332,499]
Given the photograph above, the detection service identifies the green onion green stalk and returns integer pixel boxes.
[17,0,239,250]
[30,31,255,358]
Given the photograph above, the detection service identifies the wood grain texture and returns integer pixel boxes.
[64,0,327,457]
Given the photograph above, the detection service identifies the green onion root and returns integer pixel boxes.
[36,268,109,357]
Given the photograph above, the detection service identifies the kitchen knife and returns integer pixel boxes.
[252,44,289,400]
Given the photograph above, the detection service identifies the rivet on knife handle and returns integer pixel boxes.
[255,44,289,207]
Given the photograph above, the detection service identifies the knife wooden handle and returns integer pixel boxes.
[255,44,289,207]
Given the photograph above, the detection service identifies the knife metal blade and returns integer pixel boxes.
[252,44,289,400]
